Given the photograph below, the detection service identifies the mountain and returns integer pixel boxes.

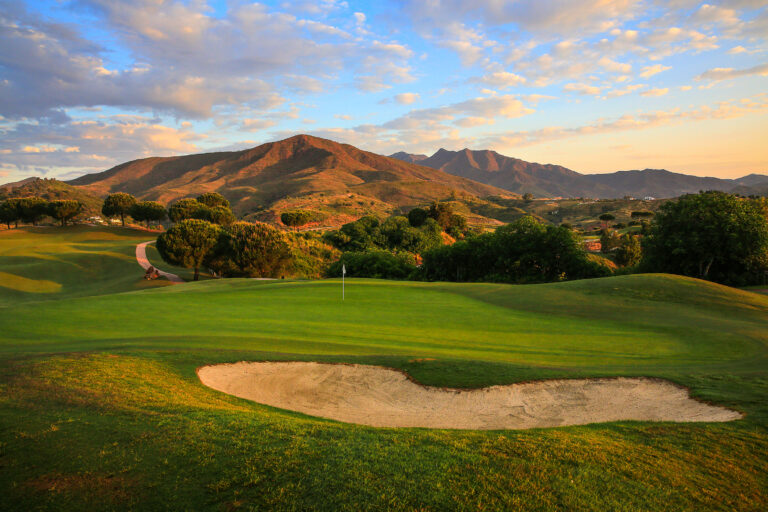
[69,135,513,225]
[584,169,737,199]
[396,148,616,198]
[388,151,428,164]
[0,178,103,214]
[393,147,763,199]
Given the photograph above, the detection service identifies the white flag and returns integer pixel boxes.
[342,264,346,276]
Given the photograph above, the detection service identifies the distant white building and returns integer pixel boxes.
[644,196,655,201]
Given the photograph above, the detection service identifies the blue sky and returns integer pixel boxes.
[0,0,766,183]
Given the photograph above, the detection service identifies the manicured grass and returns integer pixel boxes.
[0,226,170,305]
[0,226,766,510]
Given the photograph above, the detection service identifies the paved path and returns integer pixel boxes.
[136,241,184,283]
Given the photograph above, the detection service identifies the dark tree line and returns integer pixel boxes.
[0,197,84,228]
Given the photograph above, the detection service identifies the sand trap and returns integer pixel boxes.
[197,362,742,430]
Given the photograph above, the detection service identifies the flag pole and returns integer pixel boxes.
[342,263,345,301]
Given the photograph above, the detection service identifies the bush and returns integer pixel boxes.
[643,191,768,285]
[327,251,417,279]
[419,216,611,283]
[210,222,291,278]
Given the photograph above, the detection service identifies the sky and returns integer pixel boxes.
[0,0,767,184]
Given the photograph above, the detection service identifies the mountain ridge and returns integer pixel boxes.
[391,148,767,199]
[67,134,515,226]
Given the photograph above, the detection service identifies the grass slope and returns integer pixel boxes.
[0,227,766,510]
[0,226,170,305]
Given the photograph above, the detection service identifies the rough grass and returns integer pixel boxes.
[0,226,766,510]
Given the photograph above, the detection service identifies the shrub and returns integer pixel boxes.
[327,251,417,280]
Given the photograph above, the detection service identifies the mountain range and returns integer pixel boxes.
[390,148,768,199]
[68,134,512,225]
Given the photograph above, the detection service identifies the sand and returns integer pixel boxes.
[197,361,742,430]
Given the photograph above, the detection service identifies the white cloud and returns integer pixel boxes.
[563,83,601,96]
[472,71,527,89]
[639,64,671,78]
[696,63,768,81]
[641,88,669,97]
[241,119,278,131]
[394,93,420,105]
[598,57,632,74]
[481,94,768,149]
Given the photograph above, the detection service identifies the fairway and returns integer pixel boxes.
[1,227,767,510]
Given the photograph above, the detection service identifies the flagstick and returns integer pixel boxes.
[342,263,345,301]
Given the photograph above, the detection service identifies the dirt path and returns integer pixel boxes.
[135,242,184,283]
[198,361,742,430]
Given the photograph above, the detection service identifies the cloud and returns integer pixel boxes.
[481,94,768,149]
[563,83,601,96]
[639,64,671,78]
[394,93,420,105]
[598,57,632,74]
[605,84,647,98]
[0,1,415,119]
[241,119,278,131]
[641,88,669,97]
[0,114,203,175]
[471,71,527,89]
[695,63,768,81]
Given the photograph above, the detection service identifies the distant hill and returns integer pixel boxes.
[69,135,514,226]
[392,148,765,199]
[389,151,428,164]
[0,178,102,215]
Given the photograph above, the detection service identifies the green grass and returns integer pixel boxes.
[0,226,170,305]
[0,226,766,510]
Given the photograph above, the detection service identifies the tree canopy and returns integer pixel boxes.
[211,222,291,278]
[281,210,313,230]
[420,216,611,283]
[102,193,137,226]
[48,200,82,226]
[129,201,167,227]
[156,219,220,281]
[642,191,768,285]
[196,192,230,209]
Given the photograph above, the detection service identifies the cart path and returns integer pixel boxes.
[136,241,184,283]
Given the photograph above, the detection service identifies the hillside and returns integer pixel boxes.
[0,178,103,215]
[70,135,514,225]
[392,148,765,199]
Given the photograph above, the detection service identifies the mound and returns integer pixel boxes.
[198,362,741,430]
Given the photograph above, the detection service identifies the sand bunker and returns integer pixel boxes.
[197,362,742,430]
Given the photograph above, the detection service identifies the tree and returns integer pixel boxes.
[615,234,642,267]
[156,219,220,281]
[427,201,454,230]
[168,198,201,223]
[206,205,236,226]
[600,229,621,254]
[102,193,137,227]
[407,207,428,227]
[522,192,535,202]
[281,210,313,231]
[598,213,615,229]
[18,197,49,226]
[196,192,230,209]
[48,200,82,226]
[446,213,468,238]
[129,201,167,227]
[213,222,290,277]
[0,200,20,229]
[631,210,654,220]
[643,191,768,285]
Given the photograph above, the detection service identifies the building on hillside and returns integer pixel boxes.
[583,240,602,252]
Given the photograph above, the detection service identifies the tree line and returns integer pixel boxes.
[0,197,84,228]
